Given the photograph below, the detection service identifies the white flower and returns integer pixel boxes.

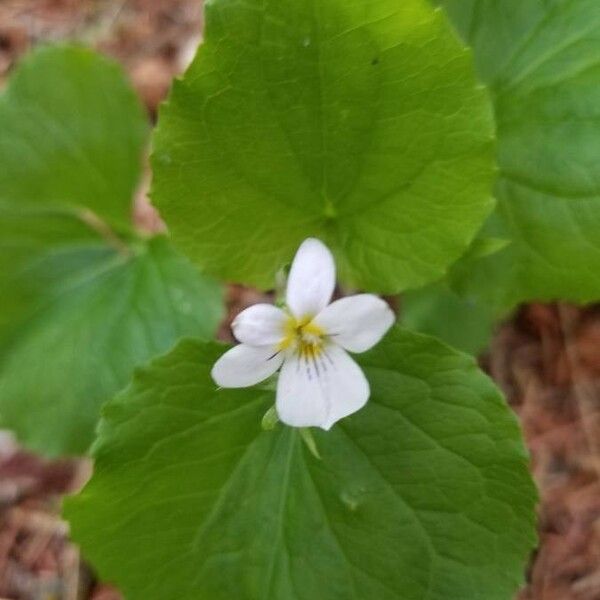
[211,238,395,430]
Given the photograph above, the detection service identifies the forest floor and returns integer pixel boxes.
[0,1,599,599]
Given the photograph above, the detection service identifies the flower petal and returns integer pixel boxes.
[313,294,395,353]
[232,304,287,346]
[286,238,335,319]
[276,344,369,430]
[211,344,283,388]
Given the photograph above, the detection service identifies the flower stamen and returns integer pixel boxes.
[278,314,326,359]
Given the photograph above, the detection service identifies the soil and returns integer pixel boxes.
[0,1,599,599]
[491,305,600,600]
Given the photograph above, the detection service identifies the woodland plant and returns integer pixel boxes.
[0,0,596,598]
[212,238,396,429]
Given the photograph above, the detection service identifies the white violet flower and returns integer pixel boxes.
[211,238,395,430]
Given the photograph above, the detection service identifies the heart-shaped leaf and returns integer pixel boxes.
[0,227,223,455]
[152,0,495,292]
[0,45,147,230]
[66,327,536,600]
[0,47,224,455]
[437,0,600,305]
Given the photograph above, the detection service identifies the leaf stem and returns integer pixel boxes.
[78,209,132,257]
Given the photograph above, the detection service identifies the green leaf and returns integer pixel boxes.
[0,46,224,456]
[401,233,511,354]
[66,327,536,599]
[401,281,500,354]
[0,232,224,456]
[152,0,495,292]
[0,205,101,341]
[436,0,600,304]
[461,235,510,262]
[0,45,147,230]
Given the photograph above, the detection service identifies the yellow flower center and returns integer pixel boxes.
[278,315,325,358]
